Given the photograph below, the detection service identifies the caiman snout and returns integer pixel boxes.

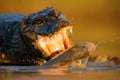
[21,7,73,59]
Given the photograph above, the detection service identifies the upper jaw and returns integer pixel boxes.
[35,26,73,59]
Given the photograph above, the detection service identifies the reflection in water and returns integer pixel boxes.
[0,66,120,80]
[0,0,120,80]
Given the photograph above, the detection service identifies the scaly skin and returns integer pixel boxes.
[0,14,45,65]
[0,8,72,65]
[0,8,96,66]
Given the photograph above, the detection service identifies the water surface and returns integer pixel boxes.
[0,65,120,80]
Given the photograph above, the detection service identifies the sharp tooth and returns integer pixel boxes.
[35,26,72,58]
[62,31,72,49]
[36,35,51,57]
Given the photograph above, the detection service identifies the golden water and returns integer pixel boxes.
[0,66,120,80]
[0,1,120,79]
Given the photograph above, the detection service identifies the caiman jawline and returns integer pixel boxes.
[35,26,72,58]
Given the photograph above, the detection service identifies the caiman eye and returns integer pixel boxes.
[32,20,43,26]
[23,31,37,40]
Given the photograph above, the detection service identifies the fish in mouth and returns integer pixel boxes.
[20,7,73,64]
[0,7,95,66]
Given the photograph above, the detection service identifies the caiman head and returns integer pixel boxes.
[21,7,73,60]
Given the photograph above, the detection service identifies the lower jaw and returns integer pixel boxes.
[36,38,72,58]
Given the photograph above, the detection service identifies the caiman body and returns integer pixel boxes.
[0,8,95,66]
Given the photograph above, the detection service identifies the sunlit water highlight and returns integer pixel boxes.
[0,65,120,80]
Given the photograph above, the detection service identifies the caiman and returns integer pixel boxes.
[0,7,95,66]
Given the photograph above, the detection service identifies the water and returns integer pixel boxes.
[0,1,120,80]
[0,65,120,80]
